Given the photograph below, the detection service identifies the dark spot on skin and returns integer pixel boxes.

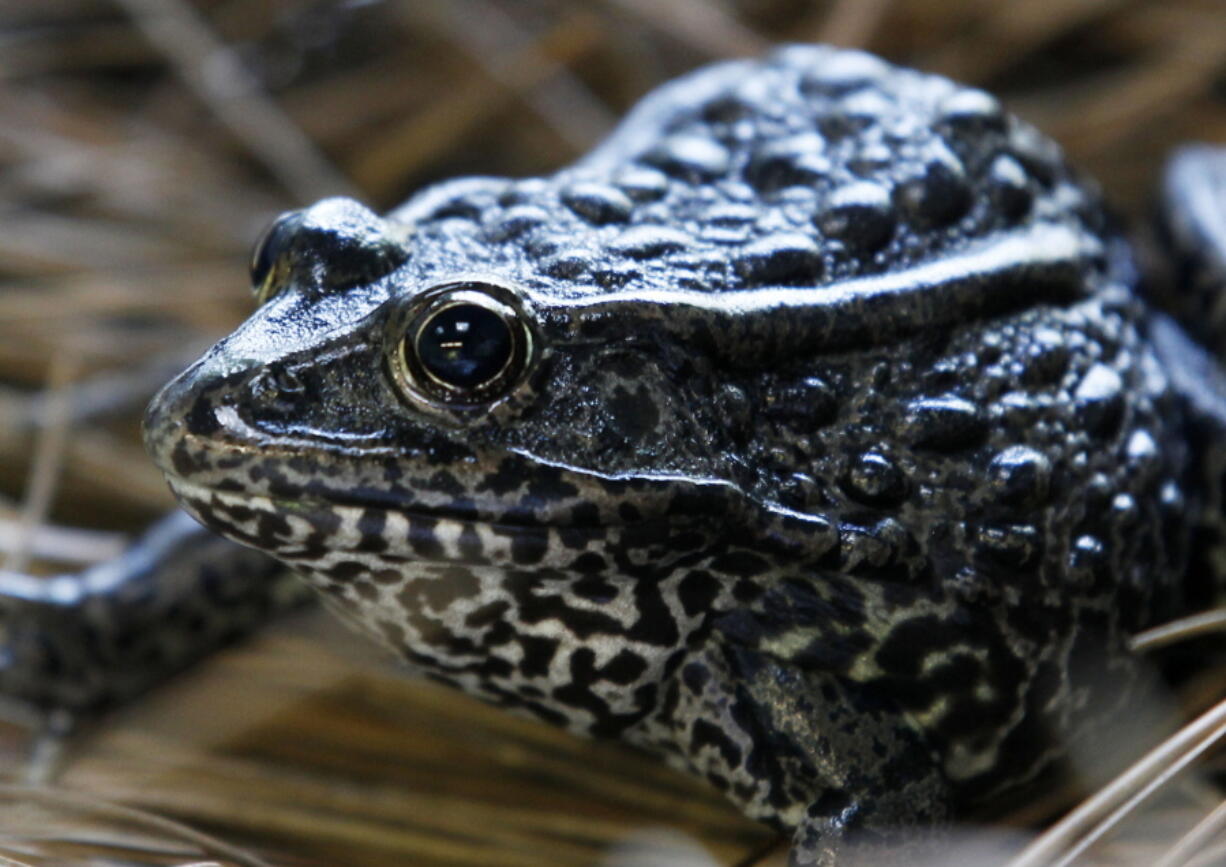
[682,661,710,694]
[465,601,510,630]
[939,89,1005,132]
[357,509,387,551]
[510,525,549,565]
[186,397,221,437]
[592,266,640,288]
[608,384,661,441]
[733,234,823,286]
[763,376,838,427]
[327,561,367,582]
[479,458,529,497]
[609,225,692,259]
[709,550,771,578]
[601,649,648,684]
[975,523,1041,569]
[518,634,559,677]
[614,166,670,201]
[543,253,590,280]
[816,111,875,141]
[457,524,484,562]
[406,518,442,560]
[571,552,607,574]
[487,205,549,241]
[744,134,830,193]
[818,182,896,255]
[692,718,743,767]
[617,503,642,523]
[902,394,987,451]
[170,441,208,478]
[841,451,908,506]
[573,575,617,603]
[894,160,971,228]
[1075,364,1125,437]
[987,446,1052,508]
[988,155,1033,222]
[417,565,480,612]
[524,466,580,505]
[701,93,751,124]
[428,198,483,221]
[643,135,731,182]
[561,183,633,225]
[678,570,720,617]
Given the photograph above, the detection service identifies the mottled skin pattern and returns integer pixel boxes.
[0,512,297,711]
[134,46,1226,864]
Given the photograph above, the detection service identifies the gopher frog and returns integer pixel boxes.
[114,45,1226,863]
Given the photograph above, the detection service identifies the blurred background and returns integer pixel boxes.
[0,1,1224,865]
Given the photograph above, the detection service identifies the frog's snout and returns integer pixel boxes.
[143,353,255,485]
[143,360,205,480]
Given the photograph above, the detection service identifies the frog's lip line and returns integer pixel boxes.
[163,475,712,537]
[166,476,580,532]
[171,481,603,567]
[162,446,767,530]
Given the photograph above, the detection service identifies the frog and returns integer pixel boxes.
[10,44,1226,864]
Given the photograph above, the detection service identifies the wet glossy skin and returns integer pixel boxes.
[143,46,1226,864]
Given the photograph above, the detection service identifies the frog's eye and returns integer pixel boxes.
[395,282,532,407]
[249,212,300,303]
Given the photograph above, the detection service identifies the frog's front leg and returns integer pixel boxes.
[654,636,951,867]
[0,511,301,716]
[744,650,952,866]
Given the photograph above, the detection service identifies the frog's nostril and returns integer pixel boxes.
[250,367,304,402]
[276,369,305,394]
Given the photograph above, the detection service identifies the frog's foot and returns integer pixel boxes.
[789,810,951,867]
[788,807,846,867]
[0,511,301,713]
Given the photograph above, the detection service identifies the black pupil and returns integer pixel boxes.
[416,303,513,389]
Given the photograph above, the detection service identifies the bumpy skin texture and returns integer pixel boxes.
[143,46,1223,863]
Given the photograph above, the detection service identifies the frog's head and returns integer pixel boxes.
[144,191,788,553]
[144,185,827,735]
[146,45,1111,738]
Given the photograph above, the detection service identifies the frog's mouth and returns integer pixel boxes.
[162,463,741,572]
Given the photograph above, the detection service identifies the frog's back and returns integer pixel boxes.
[398,45,1104,315]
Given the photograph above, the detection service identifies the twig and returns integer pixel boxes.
[2,354,76,575]
[1154,798,1226,867]
[0,784,273,867]
[402,0,615,154]
[921,0,1129,83]
[600,0,768,57]
[348,14,605,191]
[110,0,353,203]
[1006,698,1226,867]
[815,0,895,50]
[3,346,206,432]
[0,519,126,566]
[1132,609,1226,653]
